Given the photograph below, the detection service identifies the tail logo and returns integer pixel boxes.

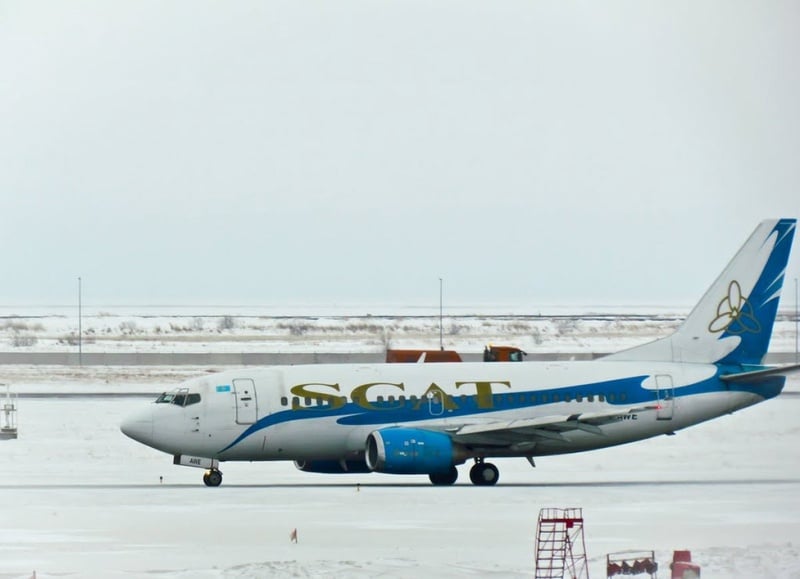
[708,280,762,335]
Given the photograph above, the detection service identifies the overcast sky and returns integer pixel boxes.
[1,1,798,309]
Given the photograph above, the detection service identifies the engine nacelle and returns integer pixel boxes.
[294,459,371,474]
[365,427,462,474]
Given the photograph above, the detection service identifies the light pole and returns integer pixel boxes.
[439,277,443,351]
[78,276,82,367]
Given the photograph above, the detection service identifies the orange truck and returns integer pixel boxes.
[482,345,527,362]
[384,349,462,363]
[385,345,526,363]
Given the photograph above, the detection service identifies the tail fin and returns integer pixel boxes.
[608,219,796,365]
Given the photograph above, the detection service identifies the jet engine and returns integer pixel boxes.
[365,427,465,474]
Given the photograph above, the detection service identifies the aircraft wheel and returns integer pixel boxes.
[429,466,458,486]
[469,462,499,486]
[203,469,222,487]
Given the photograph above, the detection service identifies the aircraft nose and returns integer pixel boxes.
[120,407,154,446]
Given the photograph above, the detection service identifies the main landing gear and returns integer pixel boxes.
[202,468,223,487]
[428,466,459,486]
[427,460,500,486]
[469,458,499,486]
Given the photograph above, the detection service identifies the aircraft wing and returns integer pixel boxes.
[437,404,659,448]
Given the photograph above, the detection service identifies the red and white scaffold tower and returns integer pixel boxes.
[534,507,589,579]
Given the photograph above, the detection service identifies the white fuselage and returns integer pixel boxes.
[120,359,769,465]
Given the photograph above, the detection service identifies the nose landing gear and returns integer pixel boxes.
[469,459,499,486]
[202,469,223,487]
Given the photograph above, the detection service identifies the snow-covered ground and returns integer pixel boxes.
[1,306,799,578]
[2,304,798,355]
[1,381,799,578]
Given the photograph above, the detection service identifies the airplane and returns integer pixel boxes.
[121,219,799,487]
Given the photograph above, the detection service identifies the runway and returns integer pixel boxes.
[4,477,800,491]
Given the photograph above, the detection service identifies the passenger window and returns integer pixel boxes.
[607,393,615,403]
[553,394,560,403]
[304,397,312,406]
[619,393,628,402]
[598,394,605,402]
[575,394,582,403]
[565,394,572,403]
[281,396,288,407]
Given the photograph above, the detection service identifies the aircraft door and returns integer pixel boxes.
[232,378,258,424]
[427,390,444,416]
[655,374,674,420]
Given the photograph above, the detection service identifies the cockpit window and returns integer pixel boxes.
[154,389,201,407]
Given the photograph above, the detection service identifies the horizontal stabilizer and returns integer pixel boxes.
[719,363,800,383]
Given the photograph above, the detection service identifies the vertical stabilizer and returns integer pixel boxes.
[607,219,796,365]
